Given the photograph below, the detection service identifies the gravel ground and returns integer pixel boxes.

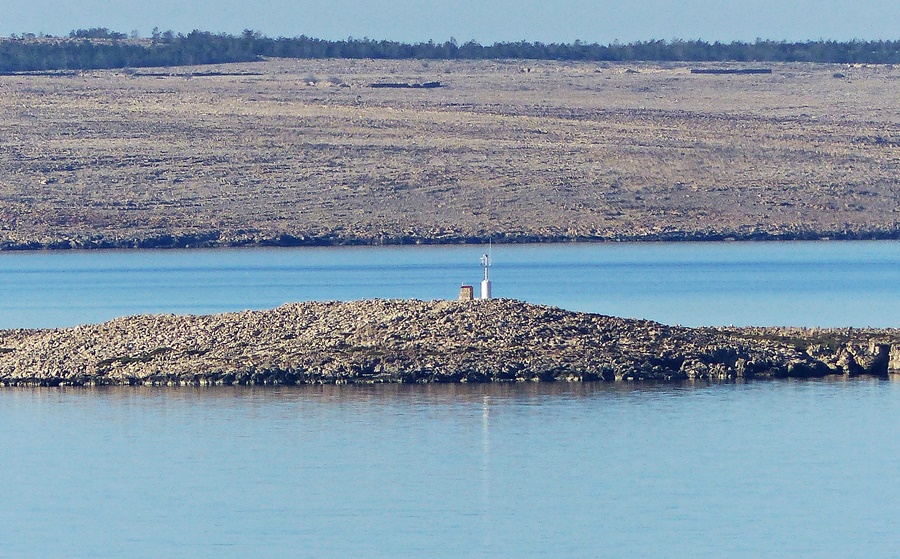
[2,59,899,248]
[0,299,896,385]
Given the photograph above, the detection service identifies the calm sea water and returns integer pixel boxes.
[2,380,898,559]
[3,241,900,558]
[1,240,899,328]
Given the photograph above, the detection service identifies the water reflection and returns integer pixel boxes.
[8,374,894,403]
[2,378,900,558]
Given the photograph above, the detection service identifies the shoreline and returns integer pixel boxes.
[3,228,900,251]
[1,299,898,387]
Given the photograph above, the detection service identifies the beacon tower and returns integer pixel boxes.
[480,253,492,299]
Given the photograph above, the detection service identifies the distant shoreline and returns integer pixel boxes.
[3,228,900,251]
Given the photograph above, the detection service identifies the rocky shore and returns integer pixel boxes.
[0,299,897,387]
[3,226,899,251]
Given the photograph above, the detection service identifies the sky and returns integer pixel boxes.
[0,0,898,43]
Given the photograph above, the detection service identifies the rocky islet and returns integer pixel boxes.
[0,299,897,387]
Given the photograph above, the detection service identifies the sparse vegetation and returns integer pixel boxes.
[2,58,900,249]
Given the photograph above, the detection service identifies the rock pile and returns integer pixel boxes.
[0,299,897,386]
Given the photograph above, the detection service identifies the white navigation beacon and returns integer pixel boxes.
[480,252,492,299]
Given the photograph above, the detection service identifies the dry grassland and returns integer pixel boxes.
[1,59,899,248]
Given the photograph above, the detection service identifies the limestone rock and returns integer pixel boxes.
[0,299,897,386]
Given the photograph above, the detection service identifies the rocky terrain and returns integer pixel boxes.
[1,299,897,386]
[2,59,900,248]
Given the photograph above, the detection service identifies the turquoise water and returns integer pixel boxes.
[2,380,898,558]
[1,240,900,328]
[3,241,900,558]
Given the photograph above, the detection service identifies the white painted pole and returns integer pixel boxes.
[480,253,491,299]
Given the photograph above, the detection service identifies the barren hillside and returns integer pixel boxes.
[2,59,899,248]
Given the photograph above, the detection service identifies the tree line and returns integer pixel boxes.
[3,28,900,72]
